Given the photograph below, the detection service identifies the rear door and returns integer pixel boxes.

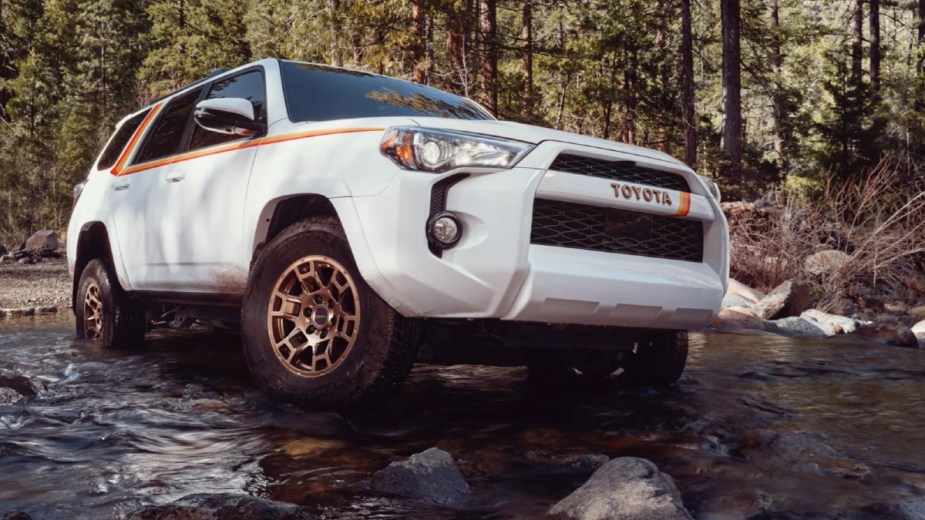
[108,87,204,291]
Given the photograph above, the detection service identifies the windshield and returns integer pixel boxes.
[280,61,493,123]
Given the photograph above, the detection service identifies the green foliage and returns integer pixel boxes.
[0,0,922,245]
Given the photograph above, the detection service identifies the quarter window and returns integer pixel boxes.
[134,88,203,165]
[190,70,266,151]
[96,109,150,170]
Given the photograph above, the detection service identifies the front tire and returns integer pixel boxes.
[241,217,420,414]
[75,259,145,349]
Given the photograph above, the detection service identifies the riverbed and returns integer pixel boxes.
[1,315,923,519]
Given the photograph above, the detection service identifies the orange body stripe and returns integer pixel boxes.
[675,192,692,217]
[111,104,163,176]
[116,126,386,176]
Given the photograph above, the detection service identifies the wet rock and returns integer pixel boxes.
[547,457,693,520]
[124,493,316,520]
[1,511,33,520]
[369,447,470,505]
[763,317,827,338]
[805,250,850,275]
[854,322,920,348]
[800,309,858,335]
[722,279,765,309]
[751,280,816,320]
[0,388,24,406]
[713,306,765,331]
[0,369,44,398]
[24,230,58,252]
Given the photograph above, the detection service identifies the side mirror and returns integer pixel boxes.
[193,98,265,137]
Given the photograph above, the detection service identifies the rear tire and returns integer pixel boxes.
[75,259,145,349]
[241,217,420,414]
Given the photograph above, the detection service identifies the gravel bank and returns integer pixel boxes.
[0,258,71,311]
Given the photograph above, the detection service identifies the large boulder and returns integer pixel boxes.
[722,279,765,309]
[751,280,816,320]
[763,317,827,338]
[713,306,765,331]
[854,322,920,348]
[800,309,858,335]
[24,230,58,251]
[547,457,693,520]
[369,447,470,505]
[124,494,316,520]
[804,250,850,276]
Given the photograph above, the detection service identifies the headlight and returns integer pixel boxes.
[380,127,533,173]
[700,175,721,202]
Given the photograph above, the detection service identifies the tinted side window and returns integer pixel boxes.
[190,70,266,151]
[280,61,492,122]
[135,88,202,164]
[96,109,150,170]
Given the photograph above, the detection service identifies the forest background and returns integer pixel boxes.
[0,0,923,245]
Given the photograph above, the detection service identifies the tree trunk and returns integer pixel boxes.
[522,0,533,114]
[412,1,426,83]
[852,0,863,86]
[330,0,343,67]
[770,0,786,169]
[919,0,925,74]
[721,0,743,180]
[621,48,638,145]
[479,0,498,114]
[870,0,880,93]
[680,0,697,166]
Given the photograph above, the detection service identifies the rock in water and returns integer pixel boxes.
[854,322,920,348]
[911,320,925,347]
[24,230,58,252]
[547,457,693,520]
[0,370,44,399]
[369,447,470,505]
[800,309,858,335]
[751,280,815,319]
[124,494,316,520]
[713,306,765,331]
[764,317,827,338]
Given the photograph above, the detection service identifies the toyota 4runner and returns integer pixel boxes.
[68,59,729,412]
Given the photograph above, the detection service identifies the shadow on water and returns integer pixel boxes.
[1,315,924,519]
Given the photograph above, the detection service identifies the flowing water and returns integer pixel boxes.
[1,314,924,519]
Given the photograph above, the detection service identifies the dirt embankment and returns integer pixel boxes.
[0,258,71,315]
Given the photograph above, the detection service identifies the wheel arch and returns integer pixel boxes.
[72,222,117,313]
[251,194,340,268]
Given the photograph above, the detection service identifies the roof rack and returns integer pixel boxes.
[147,67,231,107]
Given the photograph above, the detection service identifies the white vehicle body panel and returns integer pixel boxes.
[69,58,729,332]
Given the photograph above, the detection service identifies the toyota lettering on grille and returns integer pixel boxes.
[610,182,673,207]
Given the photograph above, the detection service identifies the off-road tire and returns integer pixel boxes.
[241,217,420,414]
[615,331,688,389]
[75,259,146,349]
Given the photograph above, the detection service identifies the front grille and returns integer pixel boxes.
[531,199,703,262]
[550,153,690,192]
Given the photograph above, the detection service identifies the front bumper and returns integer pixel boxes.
[333,142,728,330]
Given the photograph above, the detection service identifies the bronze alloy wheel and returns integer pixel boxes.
[267,255,361,377]
[83,281,103,340]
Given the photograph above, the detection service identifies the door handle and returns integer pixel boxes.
[111,180,130,191]
[166,171,186,183]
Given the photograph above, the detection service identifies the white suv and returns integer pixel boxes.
[68,59,728,412]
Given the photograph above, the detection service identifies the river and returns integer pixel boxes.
[1,314,923,519]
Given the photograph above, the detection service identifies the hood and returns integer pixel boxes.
[406,117,689,170]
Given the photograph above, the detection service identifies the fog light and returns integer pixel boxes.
[428,212,462,248]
